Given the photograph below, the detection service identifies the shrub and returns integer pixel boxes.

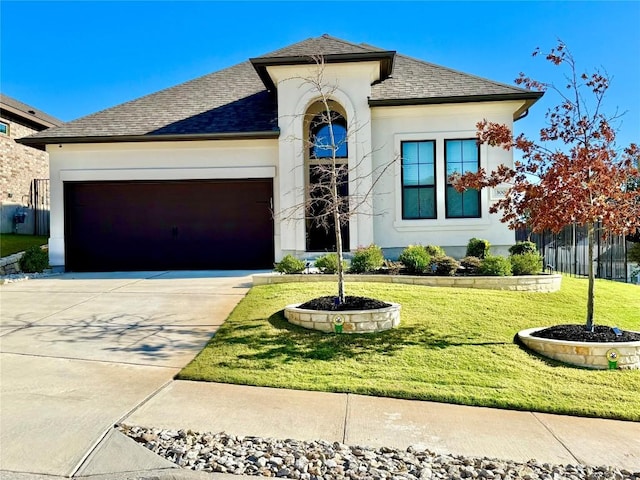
[315,253,346,274]
[398,245,431,274]
[479,255,512,276]
[429,255,459,276]
[459,256,482,275]
[275,255,306,274]
[350,244,384,273]
[510,252,543,275]
[424,245,446,258]
[18,246,49,273]
[508,241,538,256]
[466,238,491,259]
[629,242,640,264]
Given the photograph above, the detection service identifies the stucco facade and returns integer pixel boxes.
[21,35,542,271]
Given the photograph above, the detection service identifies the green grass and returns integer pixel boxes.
[178,276,640,421]
[0,234,48,257]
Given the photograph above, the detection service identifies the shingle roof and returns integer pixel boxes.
[256,34,384,57]
[370,53,532,102]
[20,35,541,147]
[0,94,63,130]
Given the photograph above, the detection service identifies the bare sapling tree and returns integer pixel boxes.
[453,41,640,331]
[280,56,397,304]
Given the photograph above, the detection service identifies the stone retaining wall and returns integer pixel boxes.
[284,303,401,334]
[0,252,23,275]
[254,273,562,292]
[518,327,640,370]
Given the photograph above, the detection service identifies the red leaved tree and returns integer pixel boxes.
[453,41,640,331]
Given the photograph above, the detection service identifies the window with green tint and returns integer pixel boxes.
[0,121,8,135]
[401,140,436,219]
[445,139,480,218]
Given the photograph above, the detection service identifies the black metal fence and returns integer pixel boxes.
[517,224,632,283]
[28,179,50,236]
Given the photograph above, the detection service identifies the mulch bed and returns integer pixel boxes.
[531,324,640,343]
[298,296,391,311]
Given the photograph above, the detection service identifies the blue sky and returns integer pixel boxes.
[2,1,639,149]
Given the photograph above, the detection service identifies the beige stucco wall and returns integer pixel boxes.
[370,101,522,257]
[46,139,278,268]
[267,62,379,256]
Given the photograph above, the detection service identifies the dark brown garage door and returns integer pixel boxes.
[64,179,274,271]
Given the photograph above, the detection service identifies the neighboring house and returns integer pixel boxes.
[1,94,62,234]
[19,35,542,272]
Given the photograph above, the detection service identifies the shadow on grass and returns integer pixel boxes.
[211,310,510,363]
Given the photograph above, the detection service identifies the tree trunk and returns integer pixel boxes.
[333,178,345,304]
[586,222,595,332]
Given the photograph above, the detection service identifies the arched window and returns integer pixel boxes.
[305,107,350,252]
[309,112,348,159]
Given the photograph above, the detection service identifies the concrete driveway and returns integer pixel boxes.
[0,271,254,477]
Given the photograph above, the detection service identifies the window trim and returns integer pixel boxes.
[444,138,481,219]
[0,120,9,136]
[400,139,437,220]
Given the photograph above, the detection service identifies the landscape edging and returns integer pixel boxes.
[253,273,562,292]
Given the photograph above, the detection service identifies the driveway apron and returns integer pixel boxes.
[0,271,253,477]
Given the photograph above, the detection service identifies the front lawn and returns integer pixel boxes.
[178,276,640,421]
[0,234,48,257]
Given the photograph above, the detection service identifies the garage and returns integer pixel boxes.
[64,179,274,271]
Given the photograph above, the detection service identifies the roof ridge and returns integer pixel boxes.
[393,52,532,94]
[318,34,383,53]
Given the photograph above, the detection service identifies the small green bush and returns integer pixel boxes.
[430,255,460,276]
[460,256,482,275]
[510,252,543,275]
[466,238,491,259]
[18,246,49,273]
[424,245,446,258]
[479,255,512,276]
[508,241,538,256]
[350,244,384,273]
[398,245,431,274]
[315,253,346,274]
[629,243,640,264]
[275,255,306,274]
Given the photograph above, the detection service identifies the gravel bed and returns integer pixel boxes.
[118,425,639,479]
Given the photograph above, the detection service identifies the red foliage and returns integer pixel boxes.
[453,42,640,237]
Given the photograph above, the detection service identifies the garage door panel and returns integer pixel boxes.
[64,180,274,271]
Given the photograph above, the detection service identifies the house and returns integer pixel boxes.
[1,94,62,235]
[19,35,542,271]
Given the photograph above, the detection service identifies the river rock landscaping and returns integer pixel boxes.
[119,425,639,479]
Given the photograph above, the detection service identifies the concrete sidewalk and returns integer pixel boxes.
[114,381,639,474]
[2,271,639,479]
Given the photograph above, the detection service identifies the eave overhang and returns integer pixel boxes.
[16,130,281,151]
[250,51,396,92]
[369,91,544,120]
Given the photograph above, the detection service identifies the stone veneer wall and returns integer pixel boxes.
[0,116,50,233]
[254,273,562,292]
[518,327,640,370]
[284,303,401,334]
[0,252,24,275]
